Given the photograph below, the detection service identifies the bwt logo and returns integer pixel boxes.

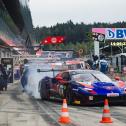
[106,28,126,39]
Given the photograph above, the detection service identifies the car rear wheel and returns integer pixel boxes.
[40,80,49,100]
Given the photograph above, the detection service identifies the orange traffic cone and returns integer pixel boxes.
[100,99,113,123]
[59,99,71,124]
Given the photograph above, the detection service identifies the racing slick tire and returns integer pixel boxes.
[66,86,74,105]
[40,79,49,100]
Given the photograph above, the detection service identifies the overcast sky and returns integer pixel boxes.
[29,0,126,27]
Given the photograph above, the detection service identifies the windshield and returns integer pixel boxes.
[92,72,112,82]
[72,73,96,82]
[72,71,112,83]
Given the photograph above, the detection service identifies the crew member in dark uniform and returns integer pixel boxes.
[0,64,8,91]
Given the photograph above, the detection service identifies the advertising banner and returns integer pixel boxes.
[105,28,126,40]
[92,28,105,42]
[92,28,126,41]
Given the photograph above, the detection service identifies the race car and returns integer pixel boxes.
[39,69,126,105]
[40,50,74,59]
[50,59,85,70]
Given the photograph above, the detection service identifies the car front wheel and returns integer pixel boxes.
[66,86,74,105]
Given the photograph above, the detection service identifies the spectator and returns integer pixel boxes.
[92,60,99,70]
[85,62,91,69]
[99,56,108,74]
[7,67,13,83]
[86,59,93,69]
[92,55,99,70]
[0,64,8,91]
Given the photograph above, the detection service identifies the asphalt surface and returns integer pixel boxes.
[0,82,126,126]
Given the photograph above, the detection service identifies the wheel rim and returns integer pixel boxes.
[66,91,72,104]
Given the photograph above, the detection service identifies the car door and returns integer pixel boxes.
[56,72,70,98]
[49,72,63,98]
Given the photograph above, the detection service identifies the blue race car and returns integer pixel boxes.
[39,69,126,105]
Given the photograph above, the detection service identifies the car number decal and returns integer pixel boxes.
[107,93,119,97]
[59,85,64,96]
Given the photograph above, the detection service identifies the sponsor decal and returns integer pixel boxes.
[59,85,64,96]
[92,32,105,42]
[104,86,114,90]
[106,28,126,40]
[107,93,119,97]
[77,81,93,88]
[89,96,94,100]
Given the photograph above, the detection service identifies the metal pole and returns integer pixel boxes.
[122,44,123,53]
[111,45,113,57]
[94,40,99,57]
[118,46,123,53]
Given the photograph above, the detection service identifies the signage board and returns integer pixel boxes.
[110,42,126,46]
[94,41,99,56]
[92,32,105,42]
[106,28,126,40]
[92,28,126,41]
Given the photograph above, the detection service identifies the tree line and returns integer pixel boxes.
[33,20,126,55]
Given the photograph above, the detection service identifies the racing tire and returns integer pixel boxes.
[66,86,74,105]
[40,80,49,100]
[123,101,126,106]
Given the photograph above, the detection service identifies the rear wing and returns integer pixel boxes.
[37,68,67,77]
[37,68,67,72]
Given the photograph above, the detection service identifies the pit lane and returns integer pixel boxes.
[38,100,126,125]
[0,83,126,126]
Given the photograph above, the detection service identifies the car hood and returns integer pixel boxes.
[92,82,115,87]
[92,82,122,94]
[75,81,123,95]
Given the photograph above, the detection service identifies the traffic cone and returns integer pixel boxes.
[59,99,71,124]
[100,99,113,123]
